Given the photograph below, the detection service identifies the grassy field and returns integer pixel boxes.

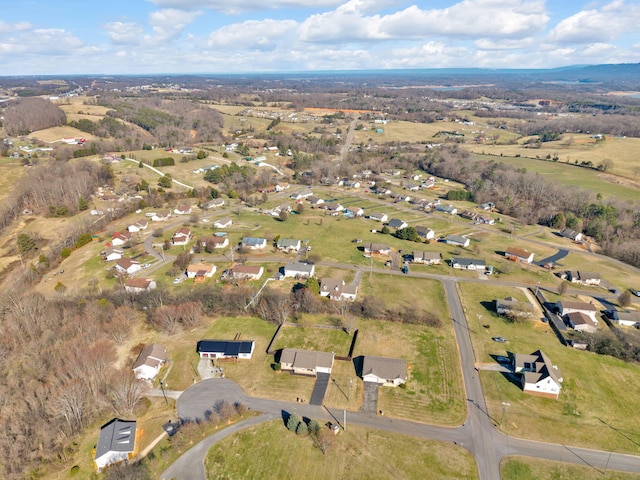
[502,456,640,480]
[458,282,640,454]
[29,125,98,143]
[205,420,478,480]
[470,153,640,203]
[272,324,354,357]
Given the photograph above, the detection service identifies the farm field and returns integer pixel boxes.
[459,282,640,454]
[205,421,478,480]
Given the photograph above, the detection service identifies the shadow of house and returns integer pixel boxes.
[353,355,365,378]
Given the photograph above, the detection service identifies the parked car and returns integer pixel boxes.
[630,289,640,297]
[492,337,507,343]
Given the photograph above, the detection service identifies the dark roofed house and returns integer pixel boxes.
[567,270,601,286]
[387,218,408,230]
[445,234,470,248]
[124,278,156,294]
[94,419,137,471]
[451,257,486,270]
[512,350,562,399]
[505,247,534,264]
[362,356,407,386]
[319,278,358,301]
[197,340,255,359]
[560,228,583,242]
[565,311,597,333]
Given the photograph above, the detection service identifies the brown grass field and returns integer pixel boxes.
[502,456,640,480]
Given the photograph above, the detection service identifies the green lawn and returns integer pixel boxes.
[272,324,354,357]
[205,421,478,480]
[502,456,640,480]
[459,282,640,454]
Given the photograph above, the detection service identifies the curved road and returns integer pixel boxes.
[160,277,640,480]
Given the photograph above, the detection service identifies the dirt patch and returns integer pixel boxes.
[596,172,640,189]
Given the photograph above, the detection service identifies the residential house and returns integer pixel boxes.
[228,265,264,280]
[202,198,225,209]
[412,251,442,265]
[276,238,301,252]
[505,247,535,264]
[405,182,420,191]
[387,218,408,230]
[94,419,137,471]
[174,205,192,216]
[186,263,216,281]
[213,217,233,229]
[559,228,583,242]
[436,204,458,215]
[272,203,292,216]
[124,278,156,294]
[479,202,495,211]
[610,310,640,327]
[103,246,124,262]
[565,311,598,333]
[111,231,131,247]
[445,234,470,248]
[127,220,148,233]
[151,211,171,222]
[320,203,344,215]
[197,340,255,359]
[567,271,601,286]
[319,278,358,301]
[275,183,290,192]
[368,211,388,223]
[114,258,141,275]
[451,258,486,271]
[344,206,365,217]
[241,237,267,250]
[361,356,407,387]
[306,195,324,206]
[132,344,167,380]
[512,350,563,399]
[415,226,436,240]
[279,348,334,376]
[283,262,315,278]
[422,176,436,189]
[172,227,192,246]
[199,236,229,250]
[495,297,532,318]
[364,243,391,255]
[290,189,313,200]
[343,180,361,189]
[556,301,599,323]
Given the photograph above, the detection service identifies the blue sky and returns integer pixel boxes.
[1,0,639,75]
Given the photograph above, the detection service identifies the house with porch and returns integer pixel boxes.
[228,265,264,280]
[412,251,442,265]
[241,237,267,250]
[451,258,486,271]
[364,243,391,255]
[114,258,141,275]
[276,238,301,253]
[132,344,167,380]
[505,247,535,264]
[186,263,216,281]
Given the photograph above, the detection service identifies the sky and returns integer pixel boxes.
[1,0,639,75]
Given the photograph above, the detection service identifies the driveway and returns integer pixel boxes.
[309,372,330,405]
[360,381,379,414]
[535,248,569,267]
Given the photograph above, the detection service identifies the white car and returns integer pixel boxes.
[202,218,210,223]
[173,277,182,285]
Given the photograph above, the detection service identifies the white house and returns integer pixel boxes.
[567,271,601,286]
[151,211,171,222]
[197,340,255,359]
[290,189,313,200]
[228,265,263,280]
[611,310,640,327]
[186,263,216,279]
[415,226,436,240]
[319,278,358,301]
[368,211,388,222]
[362,356,407,387]
[202,198,225,209]
[172,227,192,246]
[412,251,442,265]
[445,235,470,248]
[94,419,137,471]
[174,205,192,215]
[556,301,599,323]
[283,262,315,278]
[213,217,233,229]
[114,258,141,275]
[436,204,458,215]
[387,218,408,230]
[111,231,131,247]
[127,220,148,233]
[241,237,267,250]
[276,238,301,252]
[199,236,229,250]
[451,257,486,270]
[363,243,391,255]
[560,228,583,242]
[565,311,598,333]
[132,344,167,380]
[279,348,334,376]
[124,278,156,294]
[512,350,563,399]
[103,246,124,262]
[505,247,535,264]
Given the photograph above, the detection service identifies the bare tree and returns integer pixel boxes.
[108,370,146,416]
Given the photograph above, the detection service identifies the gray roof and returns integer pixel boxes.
[280,348,334,370]
[362,356,407,381]
[451,257,486,267]
[364,242,390,252]
[446,234,469,244]
[412,251,441,261]
[514,350,562,387]
[557,300,597,312]
[565,311,596,327]
[284,262,314,274]
[277,238,300,248]
[132,344,167,370]
[95,419,136,460]
[242,237,266,246]
[387,218,406,229]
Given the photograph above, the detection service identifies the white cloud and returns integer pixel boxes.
[148,0,342,14]
[299,0,549,43]
[147,8,201,43]
[207,19,298,50]
[0,21,32,33]
[104,21,145,45]
[547,0,640,44]
[0,28,83,55]
[474,37,535,51]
